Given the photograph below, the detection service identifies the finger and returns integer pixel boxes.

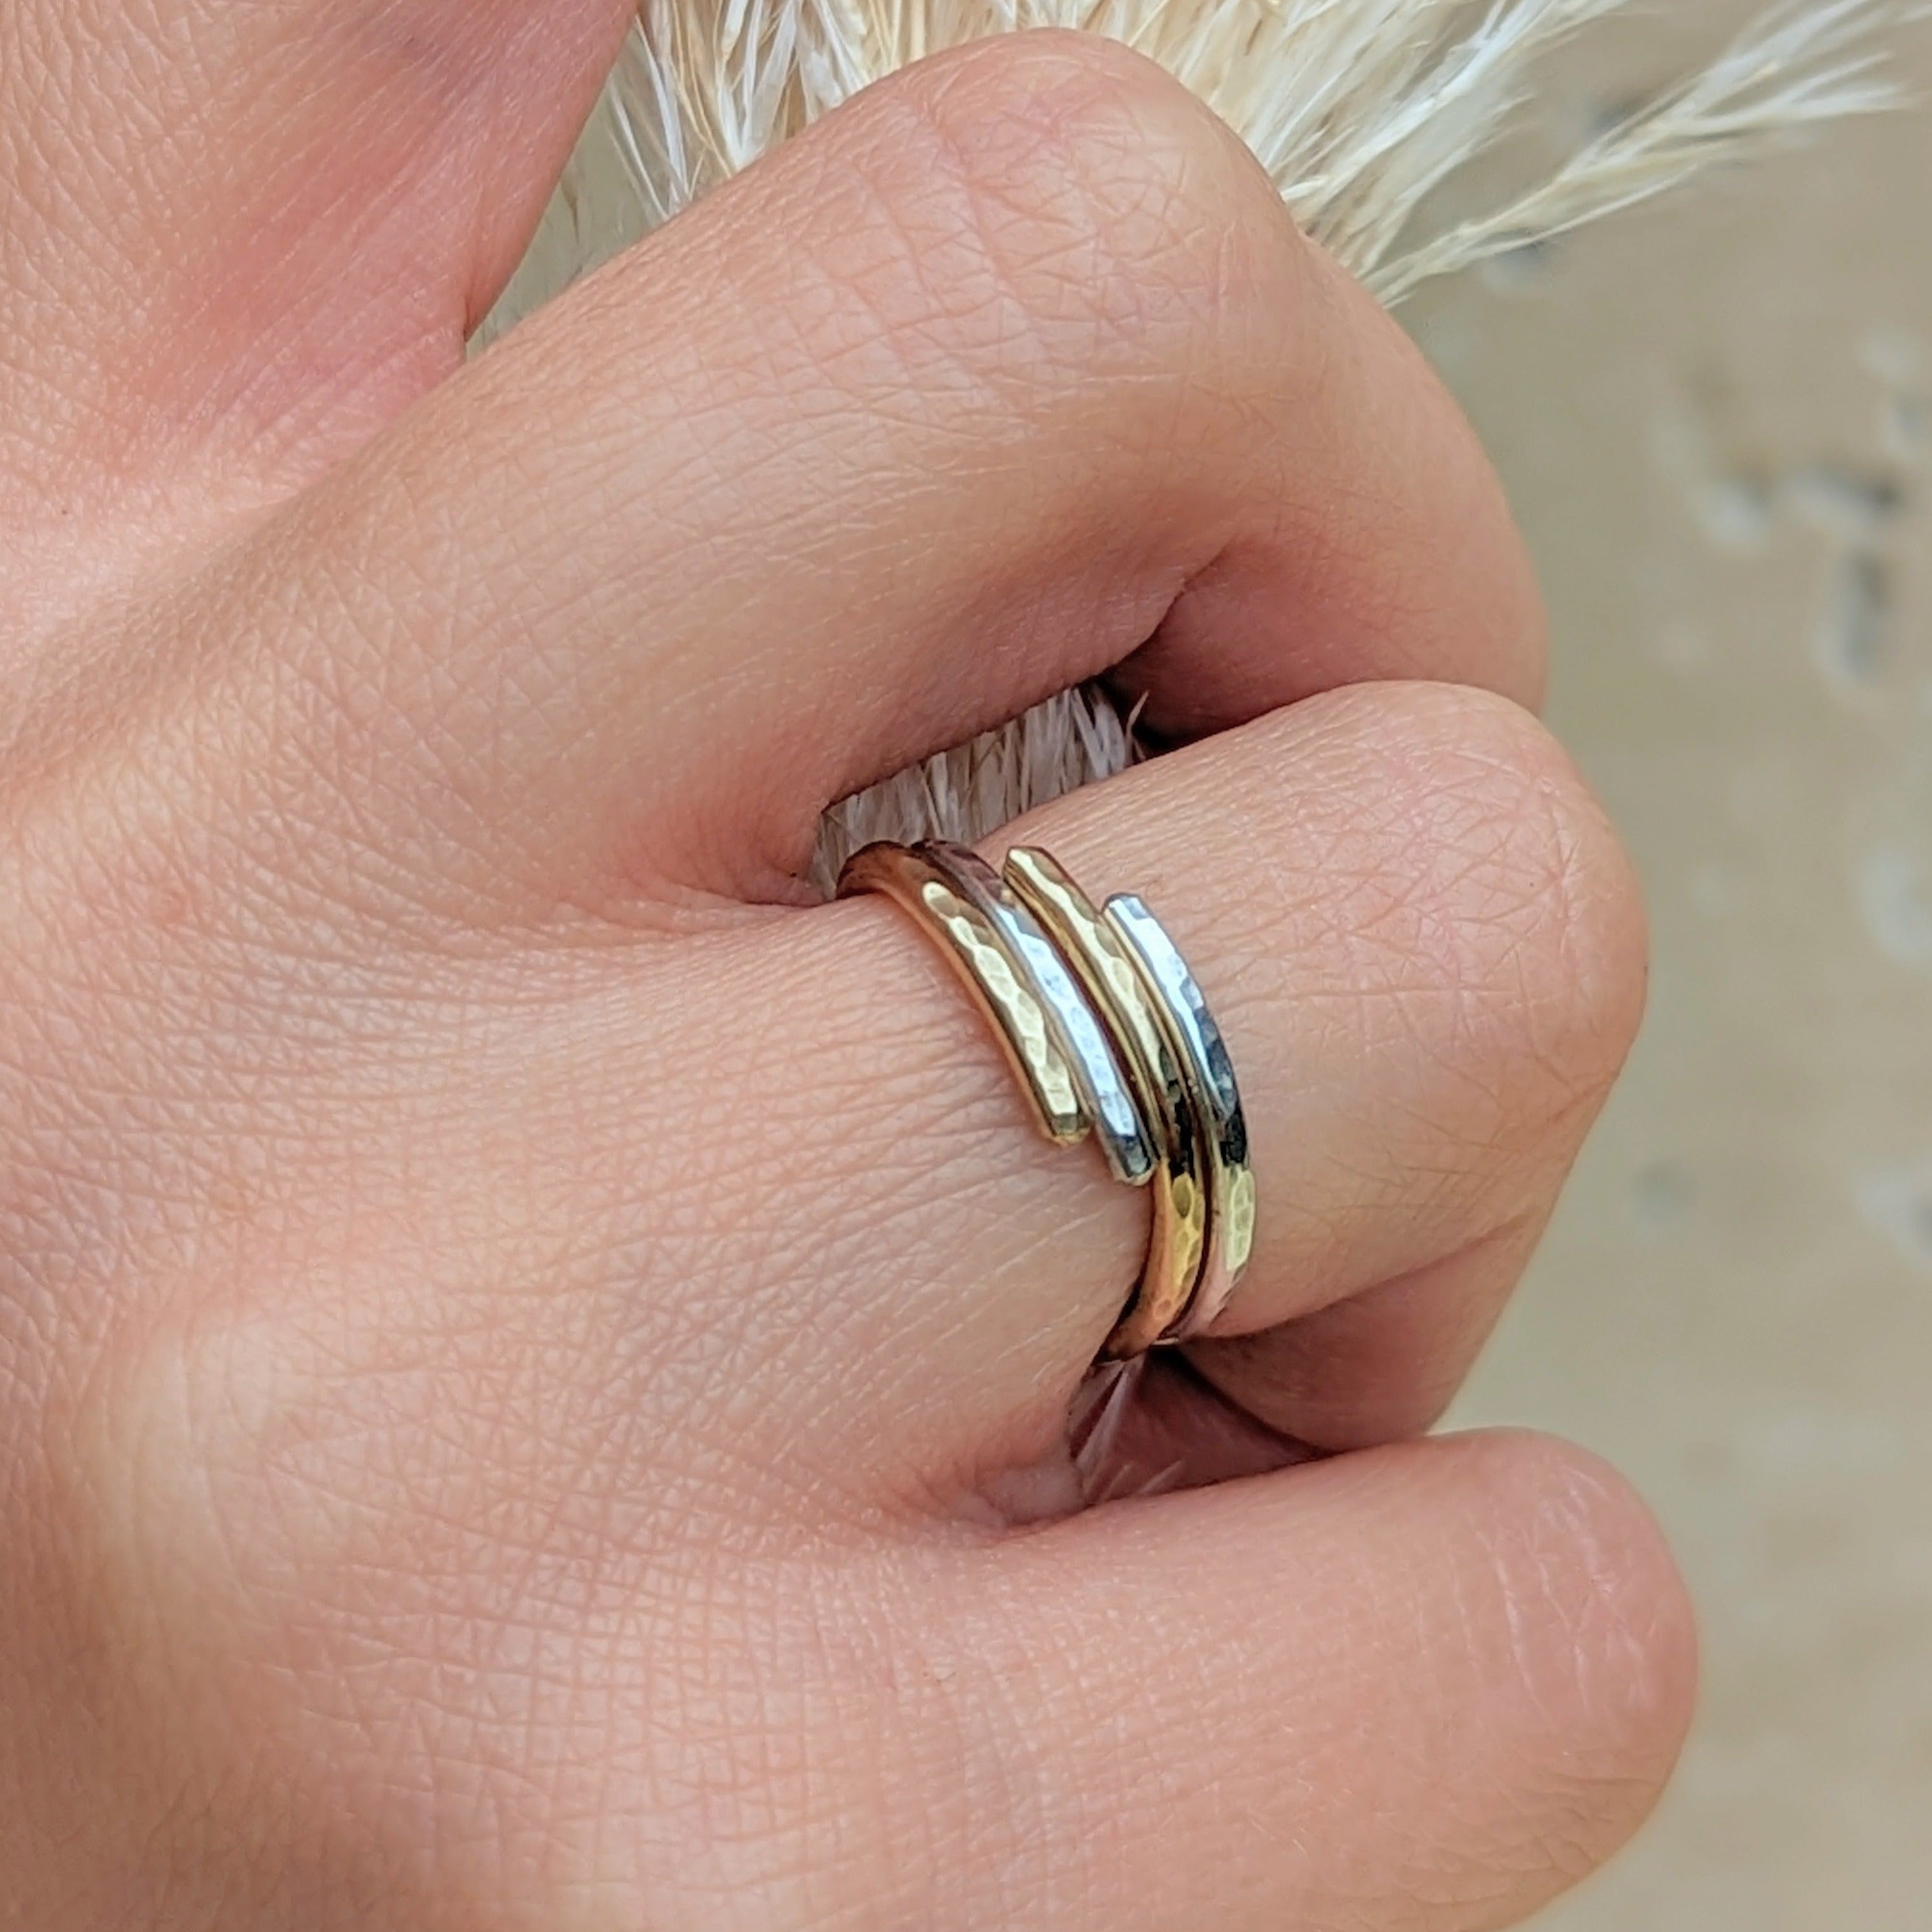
[1083,1225,1550,1495]
[2,0,634,514]
[621,680,1641,1495]
[930,1431,1696,1931]
[240,31,1542,918]
[1181,1216,1551,1453]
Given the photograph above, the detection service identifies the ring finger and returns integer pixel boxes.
[585,675,1644,1509]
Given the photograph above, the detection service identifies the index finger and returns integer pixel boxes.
[225,31,1545,917]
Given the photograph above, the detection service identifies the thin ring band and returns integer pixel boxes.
[836,842,1157,1185]
[998,846,1210,1355]
[1097,886,1255,1338]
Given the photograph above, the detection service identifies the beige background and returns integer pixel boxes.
[1416,20,1932,1928]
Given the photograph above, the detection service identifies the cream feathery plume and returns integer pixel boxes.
[501,0,1895,308]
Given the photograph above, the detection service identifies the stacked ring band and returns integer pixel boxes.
[836,838,1254,1358]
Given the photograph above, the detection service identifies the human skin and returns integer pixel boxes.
[0,4,1694,1926]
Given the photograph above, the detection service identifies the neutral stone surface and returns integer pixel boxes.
[1417,19,1932,1927]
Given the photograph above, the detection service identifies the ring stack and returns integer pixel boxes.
[836,838,1254,1359]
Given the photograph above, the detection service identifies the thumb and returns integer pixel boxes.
[950,1430,1694,1931]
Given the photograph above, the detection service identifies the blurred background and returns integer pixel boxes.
[1419,14,1932,1926]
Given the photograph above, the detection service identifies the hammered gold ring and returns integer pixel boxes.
[836,838,1254,1358]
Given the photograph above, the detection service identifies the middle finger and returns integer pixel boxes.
[189,31,1543,926]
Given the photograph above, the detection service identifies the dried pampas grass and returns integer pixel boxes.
[592,0,1891,298]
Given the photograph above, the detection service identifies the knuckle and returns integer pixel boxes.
[831,31,1303,398]
[1437,691,1646,1101]
[1299,683,1648,1121]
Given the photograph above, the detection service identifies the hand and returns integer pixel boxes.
[0,13,1693,1928]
